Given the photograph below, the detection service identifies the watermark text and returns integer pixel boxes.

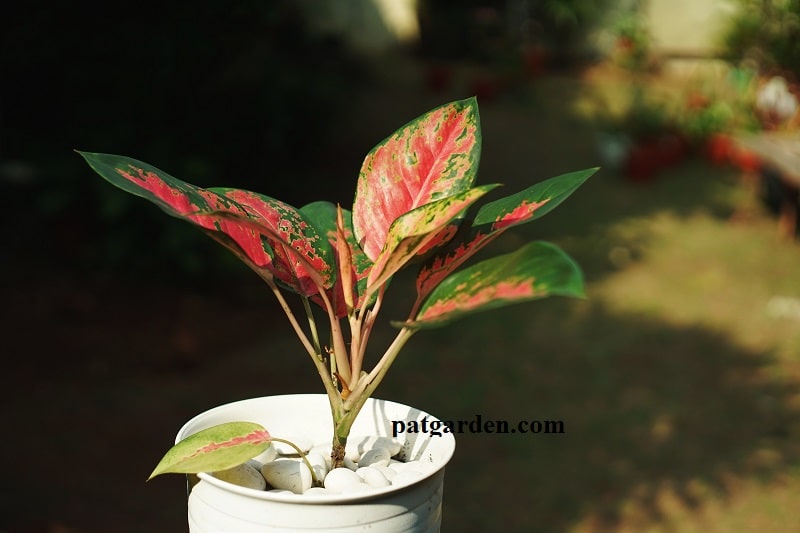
[391,414,565,437]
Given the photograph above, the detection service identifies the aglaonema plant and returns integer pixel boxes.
[80,97,597,482]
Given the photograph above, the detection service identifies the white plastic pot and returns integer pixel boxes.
[176,394,456,532]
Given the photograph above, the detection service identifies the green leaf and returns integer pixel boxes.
[353,98,481,261]
[414,168,597,306]
[404,241,584,329]
[472,168,598,229]
[149,422,271,480]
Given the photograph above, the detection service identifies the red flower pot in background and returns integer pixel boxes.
[704,133,734,166]
[731,147,760,173]
[624,141,660,183]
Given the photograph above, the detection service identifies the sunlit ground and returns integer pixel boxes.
[364,59,800,532]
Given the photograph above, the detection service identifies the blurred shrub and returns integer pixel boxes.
[417,0,615,66]
[722,0,800,77]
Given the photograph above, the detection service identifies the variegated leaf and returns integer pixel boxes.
[79,152,333,296]
[366,184,498,291]
[149,422,271,479]
[404,241,584,329]
[414,168,597,305]
[209,188,334,296]
[353,98,481,261]
[472,168,597,229]
[301,201,374,316]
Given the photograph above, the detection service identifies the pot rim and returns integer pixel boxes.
[177,394,456,504]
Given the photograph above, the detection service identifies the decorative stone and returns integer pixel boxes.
[246,459,264,470]
[308,445,333,470]
[358,447,391,468]
[211,462,266,490]
[260,458,312,494]
[387,460,413,473]
[305,452,329,481]
[373,465,397,481]
[356,466,391,488]
[323,467,365,493]
[252,445,278,464]
[343,456,358,471]
[272,436,313,455]
[345,436,402,460]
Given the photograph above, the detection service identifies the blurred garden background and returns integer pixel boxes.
[2,0,800,531]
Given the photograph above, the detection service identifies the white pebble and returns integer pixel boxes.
[273,436,313,455]
[309,445,333,470]
[346,436,402,460]
[356,466,391,488]
[211,462,266,490]
[343,456,358,471]
[252,445,278,464]
[246,459,264,470]
[391,469,425,487]
[388,461,412,473]
[373,465,397,481]
[358,447,391,467]
[324,467,365,493]
[261,458,312,494]
[306,452,329,480]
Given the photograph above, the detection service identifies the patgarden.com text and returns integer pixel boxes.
[391,415,565,438]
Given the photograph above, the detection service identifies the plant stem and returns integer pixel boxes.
[345,326,415,411]
[346,281,386,391]
[301,296,321,355]
[263,276,316,358]
[264,276,339,403]
[328,327,416,468]
[329,403,354,469]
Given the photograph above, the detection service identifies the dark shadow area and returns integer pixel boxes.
[1,1,371,285]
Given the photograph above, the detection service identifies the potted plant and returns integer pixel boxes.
[80,97,596,530]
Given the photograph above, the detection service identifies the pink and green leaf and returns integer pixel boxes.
[366,184,499,291]
[353,97,481,261]
[207,188,334,295]
[78,152,333,296]
[149,422,271,480]
[403,241,585,329]
[301,201,374,316]
[414,168,597,305]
